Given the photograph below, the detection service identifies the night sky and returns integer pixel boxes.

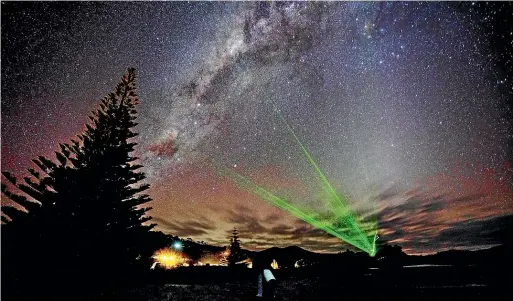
[2,1,512,254]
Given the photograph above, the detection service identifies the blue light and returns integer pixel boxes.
[173,241,183,250]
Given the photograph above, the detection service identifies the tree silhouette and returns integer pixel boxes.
[1,68,156,300]
[375,243,407,272]
[376,244,406,259]
[228,227,243,266]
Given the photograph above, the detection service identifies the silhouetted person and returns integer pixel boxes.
[253,253,277,299]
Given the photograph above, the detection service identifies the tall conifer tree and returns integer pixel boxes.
[228,228,243,266]
[2,68,155,299]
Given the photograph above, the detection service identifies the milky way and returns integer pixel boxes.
[2,1,512,253]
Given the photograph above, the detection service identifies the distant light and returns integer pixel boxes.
[152,248,186,269]
[271,259,279,269]
[173,241,183,250]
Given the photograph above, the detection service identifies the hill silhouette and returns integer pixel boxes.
[254,246,317,267]
[176,237,512,270]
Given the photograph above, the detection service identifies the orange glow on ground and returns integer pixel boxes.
[152,248,187,269]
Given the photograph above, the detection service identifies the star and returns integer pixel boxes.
[2,1,512,253]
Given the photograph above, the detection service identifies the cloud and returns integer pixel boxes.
[299,239,344,251]
[376,181,513,253]
[263,213,281,223]
[222,203,343,250]
[270,224,294,235]
[152,216,215,237]
[389,214,513,253]
[289,222,330,240]
[226,206,269,237]
[437,214,513,247]
[149,161,512,254]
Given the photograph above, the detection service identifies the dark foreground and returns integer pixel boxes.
[100,265,510,300]
[106,281,498,301]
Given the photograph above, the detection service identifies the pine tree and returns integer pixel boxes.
[228,227,242,266]
[1,68,156,299]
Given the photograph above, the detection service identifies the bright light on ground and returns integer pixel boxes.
[152,248,186,269]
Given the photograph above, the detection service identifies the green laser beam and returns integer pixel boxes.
[217,166,374,254]
[268,100,373,251]
[211,99,379,256]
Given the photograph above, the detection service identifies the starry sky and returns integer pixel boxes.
[2,1,512,254]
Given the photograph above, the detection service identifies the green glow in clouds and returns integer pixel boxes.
[219,167,377,255]
[271,101,377,254]
[218,100,377,256]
